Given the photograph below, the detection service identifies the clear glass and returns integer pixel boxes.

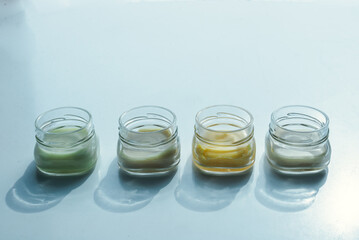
[34,107,99,176]
[117,106,180,176]
[265,105,331,174]
[192,105,256,175]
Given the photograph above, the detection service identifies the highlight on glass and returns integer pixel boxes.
[265,105,331,174]
[192,105,256,175]
[117,105,180,176]
[34,107,99,176]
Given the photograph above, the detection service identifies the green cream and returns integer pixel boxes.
[34,126,98,176]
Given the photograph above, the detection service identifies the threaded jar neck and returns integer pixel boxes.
[194,105,254,145]
[118,105,178,147]
[35,107,94,148]
[269,105,329,146]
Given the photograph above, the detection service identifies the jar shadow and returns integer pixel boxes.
[94,158,176,213]
[6,161,92,213]
[175,156,253,212]
[255,155,328,212]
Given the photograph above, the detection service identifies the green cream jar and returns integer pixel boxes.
[34,107,99,176]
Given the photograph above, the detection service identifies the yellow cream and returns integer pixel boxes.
[193,132,255,173]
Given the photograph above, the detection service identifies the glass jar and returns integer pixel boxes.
[34,107,99,176]
[265,105,331,174]
[192,105,256,175]
[117,106,180,176]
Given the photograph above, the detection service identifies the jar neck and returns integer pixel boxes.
[35,107,95,148]
[118,106,178,147]
[269,120,329,146]
[194,105,254,146]
[268,105,330,146]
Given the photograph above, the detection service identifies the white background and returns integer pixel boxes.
[1,0,359,239]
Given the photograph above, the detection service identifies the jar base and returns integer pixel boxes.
[266,157,327,175]
[118,162,179,177]
[193,160,254,176]
[36,162,96,177]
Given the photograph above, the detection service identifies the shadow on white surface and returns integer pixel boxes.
[255,155,328,212]
[175,156,252,212]
[94,158,176,212]
[6,161,92,213]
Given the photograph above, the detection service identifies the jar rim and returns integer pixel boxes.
[118,105,177,134]
[271,105,329,134]
[35,106,92,135]
[195,104,254,133]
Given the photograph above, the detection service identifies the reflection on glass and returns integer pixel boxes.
[94,159,176,212]
[255,155,327,212]
[6,162,91,213]
[175,157,252,212]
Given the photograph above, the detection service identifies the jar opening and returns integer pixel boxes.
[269,105,329,146]
[195,105,253,133]
[118,106,177,146]
[194,105,254,145]
[35,107,94,147]
[271,105,329,134]
[35,107,92,135]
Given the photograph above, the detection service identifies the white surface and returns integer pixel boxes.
[1,0,359,239]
